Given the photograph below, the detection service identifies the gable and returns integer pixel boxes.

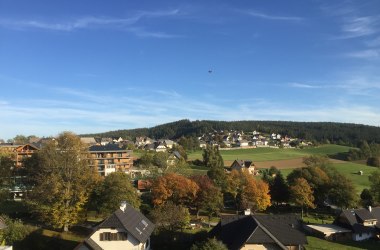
[215,215,306,250]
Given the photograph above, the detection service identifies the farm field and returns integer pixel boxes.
[187,144,352,162]
[271,162,378,193]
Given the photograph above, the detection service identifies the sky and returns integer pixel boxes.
[1,0,380,140]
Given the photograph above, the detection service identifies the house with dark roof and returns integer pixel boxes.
[230,160,256,175]
[75,202,155,250]
[210,214,307,250]
[167,151,182,167]
[334,206,380,241]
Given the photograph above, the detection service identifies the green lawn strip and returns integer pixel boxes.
[331,162,377,193]
[305,236,379,250]
[187,145,351,162]
[258,162,376,194]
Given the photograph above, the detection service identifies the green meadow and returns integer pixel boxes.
[278,162,377,193]
[187,144,352,162]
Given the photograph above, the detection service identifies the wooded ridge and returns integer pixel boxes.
[83,119,380,145]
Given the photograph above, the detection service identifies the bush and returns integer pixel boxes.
[367,157,380,167]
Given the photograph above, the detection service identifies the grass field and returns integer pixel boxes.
[306,236,379,250]
[270,162,378,193]
[187,144,352,162]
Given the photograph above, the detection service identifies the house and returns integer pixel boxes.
[210,214,307,250]
[236,140,249,148]
[199,141,207,149]
[334,206,380,241]
[154,142,167,152]
[162,140,175,149]
[75,202,155,250]
[80,137,97,145]
[88,144,133,176]
[0,143,40,168]
[167,151,182,167]
[230,160,256,175]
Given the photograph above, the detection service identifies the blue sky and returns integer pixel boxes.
[1,0,380,140]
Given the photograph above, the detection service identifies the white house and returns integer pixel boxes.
[335,206,380,241]
[75,202,155,250]
[230,160,256,175]
[236,140,249,148]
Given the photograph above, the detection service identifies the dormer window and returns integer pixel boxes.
[99,232,128,241]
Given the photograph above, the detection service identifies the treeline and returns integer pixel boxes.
[84,119,380,145]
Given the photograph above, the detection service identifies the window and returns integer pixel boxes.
[99,232,128,241]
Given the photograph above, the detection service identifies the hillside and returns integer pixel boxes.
[83,119,380,145]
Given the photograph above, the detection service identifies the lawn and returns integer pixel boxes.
[274,161,378,193]
[306,236,379,250]
[187,144,351,162]
[332,162,378,193]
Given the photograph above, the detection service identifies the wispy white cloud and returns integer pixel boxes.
[338,16,379,39]
[345,49,380,59]
[243,10,303,21]
[0,9,182,38]
[290,83,325,89]
[125,27,183,38]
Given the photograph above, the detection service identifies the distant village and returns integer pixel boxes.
[0,129,312,180]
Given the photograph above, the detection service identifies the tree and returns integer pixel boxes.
[153,152,169,169]
[360,188,373,207]
[151,173,199,206]
[359,140,371,158]
[367,157,380,167]
[203,145,223,169]
[90,172,140,215]
[289,178,315,218]
[150,202,190,232]
[369,170,380,203]
[228,170,271,212]
[0,156,14,201]
[0,215,34,245]
[328,174,357,209]
[191,238,228,250]
[287,165,330,205]
[25,132,98,232]
[191,176,223,224]
[139,152,154,168]
[303,155,331,169]
[12,135,29,144]
[240,172,271,212]
[204,145,227,190]
[270,172,290,204]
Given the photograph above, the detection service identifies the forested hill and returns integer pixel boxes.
[83,119,380,145]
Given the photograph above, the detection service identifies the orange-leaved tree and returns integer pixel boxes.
[289,177,315,218]
[151,173,199,206]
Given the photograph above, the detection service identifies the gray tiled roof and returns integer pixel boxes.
[98,204,155,243]
[213,214,306,250]
[338,207,380,234]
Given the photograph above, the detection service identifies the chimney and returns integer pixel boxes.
[369,206,372,213]
[120,201,127,212]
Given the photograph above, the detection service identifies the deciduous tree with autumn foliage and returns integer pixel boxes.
[190,175,223,224]
[151,173,199,206]
[227,169,271,212]
[289,178,315,218]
